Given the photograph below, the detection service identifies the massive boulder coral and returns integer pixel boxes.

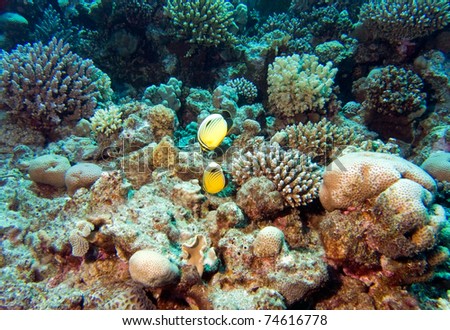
[313,152,447,308]
[358,0,450,43]
[0,37,111,136]
[319,151,436,211]
[232,142,323,208]
[267,54,337,118]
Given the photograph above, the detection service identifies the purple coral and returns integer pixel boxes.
[0,37,108,134]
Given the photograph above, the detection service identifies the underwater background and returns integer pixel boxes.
[0,0,449,310]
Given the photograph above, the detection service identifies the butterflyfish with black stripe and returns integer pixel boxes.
[202,161,227,194]
[197,112,233,152]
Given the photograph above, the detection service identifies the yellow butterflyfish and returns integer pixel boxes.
[202,161,226,194]
[197,112,233,152]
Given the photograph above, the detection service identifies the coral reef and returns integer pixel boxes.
[164,0,238,53]
[0,0,449,312]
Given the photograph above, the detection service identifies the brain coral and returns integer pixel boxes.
[421,152,450,182]
[65,163,103,196]
[232,142,323,207]
[267,54,337,118]
[28,154,71,188]
[253,226,286,258]
[359,0,450,43]
[129,250,180,288]
[319,151,436,211]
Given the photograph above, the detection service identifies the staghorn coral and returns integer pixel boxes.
[267,54,338,118]
[164,0,238,52]
[358,0,450,43]
[0,37,111,136]
[274,118,363,165]
[231,142,322,207]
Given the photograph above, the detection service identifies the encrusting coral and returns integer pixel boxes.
[267,53,337,118]
[231,142,323,207]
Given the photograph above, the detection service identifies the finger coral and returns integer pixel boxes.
[267,54,337,118]
[0,37,111,136]
[232,142,323,207]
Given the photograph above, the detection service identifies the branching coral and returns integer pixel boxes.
[90,105,123,138]
[0,37,111,134]
[164,0,237,51]
[274,118,363,165]
[267,54,337,118]
[225,77,258,103]
[358,0,450,43]
[354,65,426,117]
[231,142,322,207]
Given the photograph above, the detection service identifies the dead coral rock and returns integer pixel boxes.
[236,177,285,221]
[315,275,376,310]
[152,136,179,169]
[120,144,154,189]
[312,210,379,270]
[216,202,247,230]
[171,181,206,218]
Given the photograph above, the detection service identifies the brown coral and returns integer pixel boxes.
[232,142,323,207]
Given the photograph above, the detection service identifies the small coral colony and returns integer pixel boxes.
[0,0,450,310]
